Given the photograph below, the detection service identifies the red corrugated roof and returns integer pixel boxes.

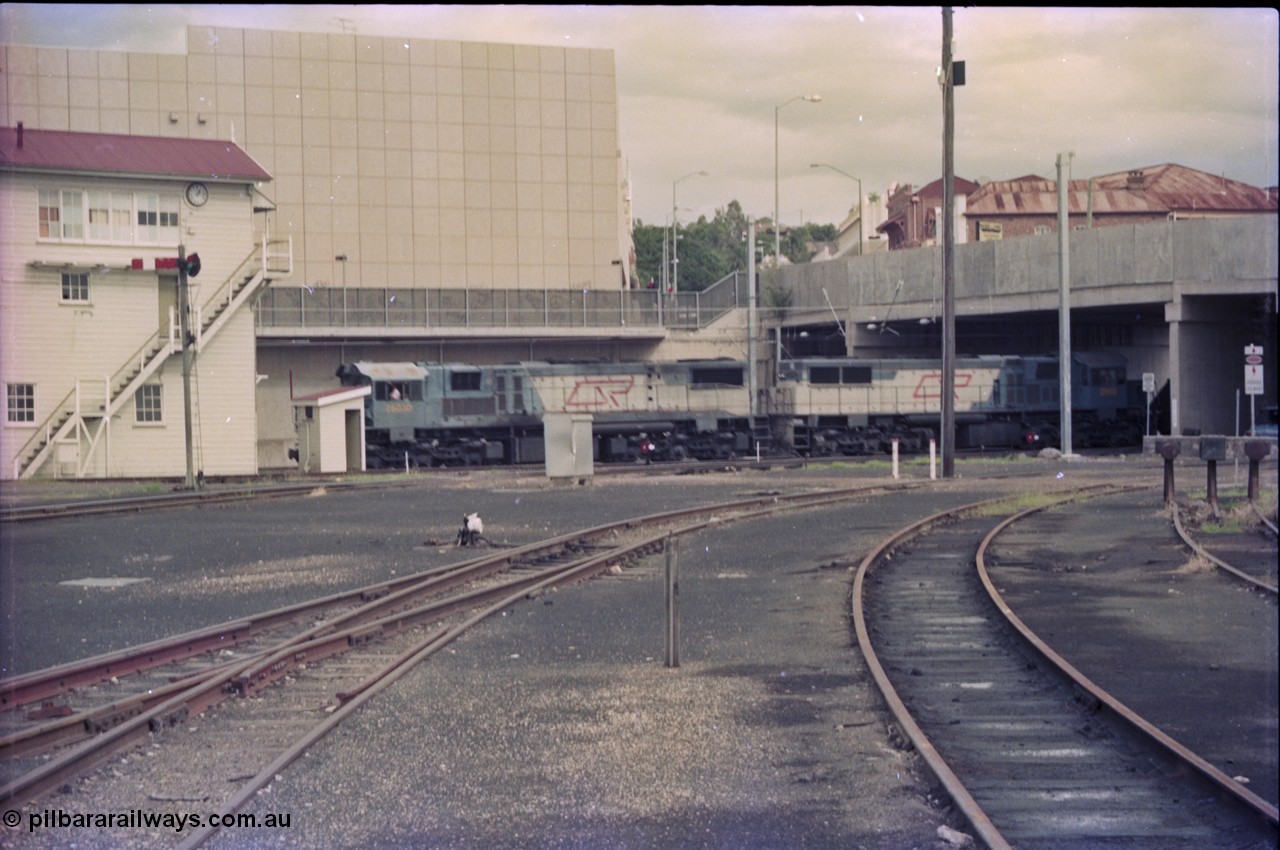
[965,164,1275,216]
[0,126,271,183]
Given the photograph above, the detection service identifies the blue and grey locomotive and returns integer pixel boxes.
[332,351,1140,467]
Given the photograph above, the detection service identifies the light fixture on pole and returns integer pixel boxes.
[774,95,821,272]
[672,170,708,296]
[335,254,348,325]
[809,163,863,256]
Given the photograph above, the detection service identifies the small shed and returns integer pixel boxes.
[291,385,371,474]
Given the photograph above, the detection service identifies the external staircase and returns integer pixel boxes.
[12,236,292,480]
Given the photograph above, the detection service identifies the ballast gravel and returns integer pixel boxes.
[0,459,1203,850]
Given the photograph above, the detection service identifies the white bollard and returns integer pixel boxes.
[891,438,900,479]
[929,439,937,480]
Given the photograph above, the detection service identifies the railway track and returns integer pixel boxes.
[854,486,1278,849]
[1,481,912,850]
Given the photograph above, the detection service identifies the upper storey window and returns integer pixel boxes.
[38,187,180,246]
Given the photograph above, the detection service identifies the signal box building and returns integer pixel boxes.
[0,125,289,479]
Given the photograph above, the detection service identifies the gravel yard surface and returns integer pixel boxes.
[7,455,1262,850]
[205,487,991,850]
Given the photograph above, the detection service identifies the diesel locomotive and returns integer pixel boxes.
[332,352,1141,468]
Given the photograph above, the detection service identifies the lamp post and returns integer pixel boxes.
[809,163,863,256]
[774,95,821,271]
[335,254,348,326]
[672,170,707,297]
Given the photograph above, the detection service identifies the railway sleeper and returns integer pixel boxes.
[347,625,384,647]
[148,704,188,732]
[85,704,144,735]
[359,586,393,602]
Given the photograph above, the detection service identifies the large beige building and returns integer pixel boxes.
[1,25,630,292]
[2,25,650,473]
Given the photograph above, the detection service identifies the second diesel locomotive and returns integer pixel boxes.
[333,352,1141,468]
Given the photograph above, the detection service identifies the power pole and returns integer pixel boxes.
[1057,152,1074,456]
[941,7,957,478]
[747,219,757,418]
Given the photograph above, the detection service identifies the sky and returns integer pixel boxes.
[2,5,1277,230]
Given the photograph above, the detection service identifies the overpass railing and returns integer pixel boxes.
[255,271,746,332]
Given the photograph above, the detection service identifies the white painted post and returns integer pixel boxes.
[929,439,937,480]
[892,437,900,479]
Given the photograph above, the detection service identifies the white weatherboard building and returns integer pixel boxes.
[0,125,290,479]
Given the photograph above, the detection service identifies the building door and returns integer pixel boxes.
[158,275,178,338]
[345,408,364,471]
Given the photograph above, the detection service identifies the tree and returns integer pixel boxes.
[633,201,838,292]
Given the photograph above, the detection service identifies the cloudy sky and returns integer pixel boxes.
[2,5,1276,229]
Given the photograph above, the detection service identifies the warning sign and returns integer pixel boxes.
[1244,345,1264,396]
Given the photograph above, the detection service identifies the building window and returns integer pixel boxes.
[61,272,90,303]
[38,189,61,239]
[39,188,177,245]
[135,384,163,423]
[88,190,134,242]
[136,193,180,245]
[6,384,35,423]
[38,188,83,240]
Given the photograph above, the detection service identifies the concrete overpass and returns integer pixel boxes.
[775,216,1278,436]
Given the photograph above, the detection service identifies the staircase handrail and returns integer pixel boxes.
[13,235,292,479]
[10,385,77,479]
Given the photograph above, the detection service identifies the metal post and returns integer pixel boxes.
[176,243,196,490]
[941,8,957,479]
[747,220,757,418]
[774,96,821,274]
[1206,459,1218,517]
[1158,441,1180,507]
[1245,441,1268,503]
[664,535,680,668]
[1057,151,1074,456]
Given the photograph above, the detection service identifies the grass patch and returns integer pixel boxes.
[970,491,1065,517]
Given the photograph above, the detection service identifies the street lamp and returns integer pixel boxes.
[774,95,821,271]
[672,170,708,296]
[335,254,348,324]
[810,164,863,256]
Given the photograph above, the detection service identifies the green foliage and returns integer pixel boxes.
[633,200,836,292]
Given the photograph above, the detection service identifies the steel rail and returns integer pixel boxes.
[1169,503,1278,594]
[2,480,910,711]
[2,482,907,810]
[1253,502,1279,536]
[976,493,1280,826]
[849,483,1129,850]
[172,480,905,850]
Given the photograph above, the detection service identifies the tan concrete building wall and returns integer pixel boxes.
[1,27,627,295]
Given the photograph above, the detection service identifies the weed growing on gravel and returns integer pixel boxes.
[970,492,1063,517]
